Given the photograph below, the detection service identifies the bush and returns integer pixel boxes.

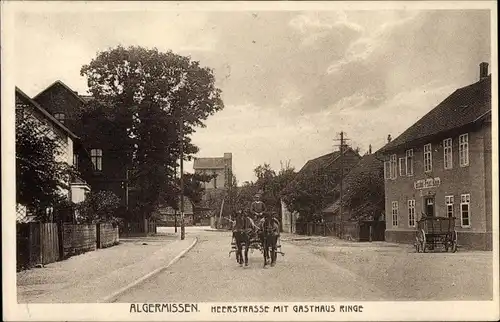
[75,191,121,223]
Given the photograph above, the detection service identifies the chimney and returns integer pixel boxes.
[387,134,392,143]
[369,144,372,154]
[480,62,489,79]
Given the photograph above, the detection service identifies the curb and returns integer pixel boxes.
[102,237,198,303]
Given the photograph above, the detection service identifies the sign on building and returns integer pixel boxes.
[414,177,441,190]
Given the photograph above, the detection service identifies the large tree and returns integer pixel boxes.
[16,116,75,221]
[80,46,224,218]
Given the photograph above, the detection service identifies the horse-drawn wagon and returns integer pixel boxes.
[229,231,284,258]
[414,216,458,253]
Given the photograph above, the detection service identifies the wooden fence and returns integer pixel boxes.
[295,221,386,242]
[17,222,120,271]
[119,219,157,237]
[62,223,97,258]
[17,222,59,270]
[96,223,119,248]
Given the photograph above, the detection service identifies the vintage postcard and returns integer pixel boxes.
[1,1,498,321]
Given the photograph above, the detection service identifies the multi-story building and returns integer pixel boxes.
[33,80,130,208]
[379,63,492,250]
[15,87,91,221]
[193,153,233,190]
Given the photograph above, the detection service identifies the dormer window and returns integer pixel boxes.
[54,113,65,124]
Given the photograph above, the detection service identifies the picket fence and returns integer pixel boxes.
[16,222,120,271]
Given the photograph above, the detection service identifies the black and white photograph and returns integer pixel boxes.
[1,1,498,321]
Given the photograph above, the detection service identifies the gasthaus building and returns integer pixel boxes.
[379,62,492,250]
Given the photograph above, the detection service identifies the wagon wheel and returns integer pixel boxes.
[451,231,458,253]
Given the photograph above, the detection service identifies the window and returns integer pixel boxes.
[90,149,103,171]
[460,194,470,227]
[391,201,399,227]
[54,113,65,124]
[459,134,469,167]
[73,154,79,169]
[399,158,407,176]
[390,154,397,179]
[408,200,415,227]
[384,161,391,180]
[424,144,432,172]
[406,149,414,176]
[213,173,217,189]
[443,138,453,169]
[445,195,454,218]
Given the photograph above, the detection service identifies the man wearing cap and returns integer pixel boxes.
[250,193,267,222]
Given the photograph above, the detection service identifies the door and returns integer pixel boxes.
[425,197,435,217]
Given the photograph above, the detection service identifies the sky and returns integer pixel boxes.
[12,6,492,183]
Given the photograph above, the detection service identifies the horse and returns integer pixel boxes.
[259,213,280,267]
[232,213,258,267]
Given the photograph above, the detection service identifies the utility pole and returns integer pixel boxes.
[125,169,129,211]
[174,165,178,233]
[333,131,350,238]
[179,116,185,240]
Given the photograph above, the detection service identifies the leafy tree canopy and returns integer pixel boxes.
[80,46,224,218]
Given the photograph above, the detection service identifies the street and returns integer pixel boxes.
[113,227,493,302]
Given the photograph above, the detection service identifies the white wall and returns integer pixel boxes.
[71,185,89,203]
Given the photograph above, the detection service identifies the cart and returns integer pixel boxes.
[415,216,458,253]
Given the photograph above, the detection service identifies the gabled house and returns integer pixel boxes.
[15,87,91,222]
[33,80,130,208]
[281,146,361,229]
[321,151,386,241]
[378,62,492,250]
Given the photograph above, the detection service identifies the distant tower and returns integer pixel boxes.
[368,144,372,154]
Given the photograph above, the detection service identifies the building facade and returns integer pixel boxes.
[33,81,129,208]
[380,63,492,250]
[15,87,91,221]
[193,153,233,190]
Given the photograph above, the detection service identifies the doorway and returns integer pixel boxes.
[424,197,435,217]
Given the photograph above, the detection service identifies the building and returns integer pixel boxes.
[281,147,361,229]
[194,153,233,190]
[33,80,130,208]
[15,87,91,221]
[379,63,492,250]
[321,151,386,241]
[193,153,233,190]
[154,196,195,227]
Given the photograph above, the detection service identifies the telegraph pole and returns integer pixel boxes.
[174,165,178,233]
[179,116,185,240]
[333,131,350,238]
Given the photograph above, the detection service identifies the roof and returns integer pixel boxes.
[32,80,88,105]
[381,75,491,153]
[79,95,94,103]
[193,157,227,169]
[293,147,358,181]
[323,200,340,213]
[15,87,79,140]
